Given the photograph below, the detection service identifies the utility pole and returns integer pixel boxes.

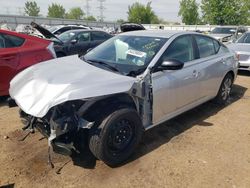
[4,7,10,14]
[97,0,105,22]
[85,0,91,18]
[17,7,24,15]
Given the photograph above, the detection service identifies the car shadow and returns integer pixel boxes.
[0,96,8,107]
[125,84,247,166]
[70,84,247,168]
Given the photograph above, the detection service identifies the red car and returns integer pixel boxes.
[0,29,56,96]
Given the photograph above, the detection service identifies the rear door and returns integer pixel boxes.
[193,35,231,98]
[152,35,201,123]
[0,33,24,95]
[90,31,111,48]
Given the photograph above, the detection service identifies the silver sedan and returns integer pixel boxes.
[10,30,238,166]
[228,31,250,71]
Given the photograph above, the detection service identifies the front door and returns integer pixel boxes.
[152,35,201,124]
[68,32,90,55]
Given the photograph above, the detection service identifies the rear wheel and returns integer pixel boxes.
[214,73,233,105]
[88,108,143,167]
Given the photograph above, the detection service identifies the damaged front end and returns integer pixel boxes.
[21,100,93,157]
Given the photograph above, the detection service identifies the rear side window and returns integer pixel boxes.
[0,34,24,48]
[91,31,110,41]
[195,35,216,58]
[161,35,195,63]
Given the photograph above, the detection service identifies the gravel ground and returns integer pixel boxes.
[0,72,250,188]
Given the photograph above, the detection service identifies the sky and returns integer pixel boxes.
[0,0,202,22]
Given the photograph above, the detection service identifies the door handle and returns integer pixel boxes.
[184,70,199,80]
[220,58,226,64]
[192,70,198,77]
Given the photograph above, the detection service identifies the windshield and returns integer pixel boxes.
[48,26,61,33]
[236,33,250,43]
[211,27,237,34]
[84,35,167,76]
[58,31,76,43]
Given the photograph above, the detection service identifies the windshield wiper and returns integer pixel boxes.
[127,67,146,77]
[86,59,120,73]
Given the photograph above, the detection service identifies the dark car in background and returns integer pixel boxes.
[31,22,112,57]
[0,29,56,96]
[54,29,112,57]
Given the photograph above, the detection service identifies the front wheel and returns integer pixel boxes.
[88,108,143,167]
[214,73,233,105]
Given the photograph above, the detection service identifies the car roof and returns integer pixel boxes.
[62,29,108,34]
[214,26,238,28]
[119,30,194,38]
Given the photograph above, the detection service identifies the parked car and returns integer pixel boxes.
[0,29,56,96]
[209,26,248,43]
[47,24,91,36]
[31,22,112,57]
[10,31,238,166]
[120,22,146,32]
[227,31,250,72]
[54,29,113,57]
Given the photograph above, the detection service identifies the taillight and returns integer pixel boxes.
[47,42,57,58]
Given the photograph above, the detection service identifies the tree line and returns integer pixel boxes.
[24,1,96,21]
[24,0,250,25]
[179,0,250,25]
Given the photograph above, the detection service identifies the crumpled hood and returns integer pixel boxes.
[10,55,136,118]
[209,33,232,40]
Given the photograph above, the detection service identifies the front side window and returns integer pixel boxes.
[76,32,90,42]
[58,32,76,42]
[84,35,167,76]
[195,35,216,58]
[161,35,195,63]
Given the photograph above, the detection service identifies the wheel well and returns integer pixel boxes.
[82,93,137,122]
[226,70,235,81]
[56,51,66,57]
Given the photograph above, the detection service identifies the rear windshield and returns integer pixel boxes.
[211,27,236,34]
[236,33,250,43]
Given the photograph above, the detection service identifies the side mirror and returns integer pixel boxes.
[157,59,184,71]
[71,39,77,44]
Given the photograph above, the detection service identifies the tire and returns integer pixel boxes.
[214,73,233,105]
[88,108,143,167]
